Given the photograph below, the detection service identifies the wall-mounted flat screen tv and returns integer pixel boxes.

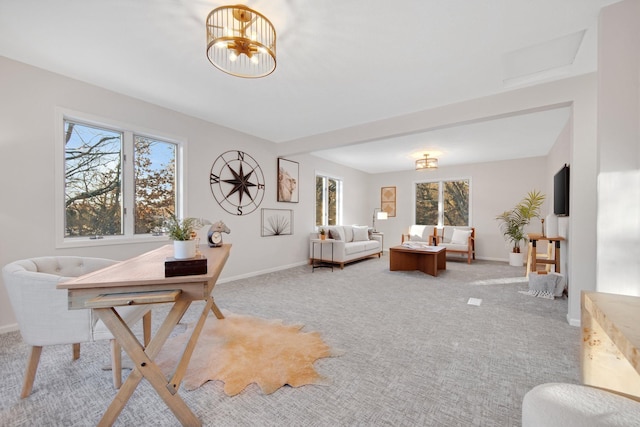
[554,164,570,216]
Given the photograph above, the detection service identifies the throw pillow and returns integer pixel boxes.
[352,225,369,242]
[450,228,471,245]
[328,227,344,241]
[451,228,471,245]
[408,225,428,242]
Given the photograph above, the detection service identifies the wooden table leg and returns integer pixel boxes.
[554,240,561,273]
[530,239,537,272]
[437,249,446,273]
[168,296,222,392]
[95,300,201,427]
[210,298,225,320]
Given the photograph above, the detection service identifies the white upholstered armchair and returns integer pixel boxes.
[2,256,152,397]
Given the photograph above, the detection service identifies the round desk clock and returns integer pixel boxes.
[209,150,265,216]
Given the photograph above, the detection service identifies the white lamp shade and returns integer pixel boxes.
[377,211,388,220]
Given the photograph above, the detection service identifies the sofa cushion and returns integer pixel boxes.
[344,241,370,255]
[408,225,432,242]
[363,240,380,251]
[438,243,469,252]
[441,226,472,242]
[450,228,471,245]
[352,225,369,242]
[343,226,354,242]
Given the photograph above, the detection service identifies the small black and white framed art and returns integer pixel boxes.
[261,208,293,237]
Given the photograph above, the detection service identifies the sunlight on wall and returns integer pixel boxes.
[597,170,640,295]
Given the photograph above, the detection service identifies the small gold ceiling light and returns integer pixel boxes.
[415,153,438,170]
[206,5,276,78]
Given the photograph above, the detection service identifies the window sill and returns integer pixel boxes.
[56,234,170,249]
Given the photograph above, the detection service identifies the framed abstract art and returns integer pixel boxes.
[381,186,396,217]
[261,208,293,236]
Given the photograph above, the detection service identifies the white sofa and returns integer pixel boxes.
[309,225,382,269]
[402,225,476,264]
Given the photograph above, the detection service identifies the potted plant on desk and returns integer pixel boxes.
[496,190,545,266]
[165,214,208,259]
[319,228,327,241]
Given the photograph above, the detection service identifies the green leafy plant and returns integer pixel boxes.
[319,228,326,236]
[164,213,208,241]
[496,190,545,253]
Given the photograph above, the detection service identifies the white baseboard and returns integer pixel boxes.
[217,260,309,284]
[476,256,509,262]
[0,323,19,335]
[567,314,580,327]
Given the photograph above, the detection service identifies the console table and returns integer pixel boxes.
[582,291,640,401]
[527,234,564,274]
[57,244,231,426]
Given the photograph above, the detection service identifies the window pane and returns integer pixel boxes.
[443,180,469,226]
[315,175,342,227]
[315,176,323,226]
[134,136,177,234]
[415,182,439,224]
[328,178,337,226]
[64,121,123,237]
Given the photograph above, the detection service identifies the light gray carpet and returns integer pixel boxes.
[0,255,579,426]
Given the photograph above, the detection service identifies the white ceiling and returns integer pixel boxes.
[0,0,620,173]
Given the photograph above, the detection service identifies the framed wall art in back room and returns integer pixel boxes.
[381,186,396,217]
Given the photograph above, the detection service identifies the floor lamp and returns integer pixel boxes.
[372,208,388,232]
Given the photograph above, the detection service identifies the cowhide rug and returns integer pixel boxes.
[155,312,340,396]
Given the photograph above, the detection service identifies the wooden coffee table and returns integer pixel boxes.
[389,245,446,277]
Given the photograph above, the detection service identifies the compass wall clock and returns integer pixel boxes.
[209,150,265,215]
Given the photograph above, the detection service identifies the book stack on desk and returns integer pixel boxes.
[164,255,207,277]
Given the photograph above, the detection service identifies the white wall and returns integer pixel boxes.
[0,56,370,332]
[546,118,572,280]
[596,0,640,296]
[368,156,549,261]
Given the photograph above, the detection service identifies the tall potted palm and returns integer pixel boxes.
[496,190,545,266]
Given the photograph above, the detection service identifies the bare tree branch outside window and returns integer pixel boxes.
[64,121,177,238]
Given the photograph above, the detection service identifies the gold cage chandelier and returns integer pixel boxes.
[206,5,276,78]
[415,154,438,170]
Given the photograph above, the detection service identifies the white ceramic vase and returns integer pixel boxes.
[173,240,196,259]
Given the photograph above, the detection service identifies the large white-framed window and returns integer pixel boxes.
[414,178,471,226]
[315,173,342,227]
[55,108,185,248]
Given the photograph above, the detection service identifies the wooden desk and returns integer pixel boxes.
[389,245,446,277]
[582,292,640,401]
[527,234,564,274]
[57,244,231,426]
